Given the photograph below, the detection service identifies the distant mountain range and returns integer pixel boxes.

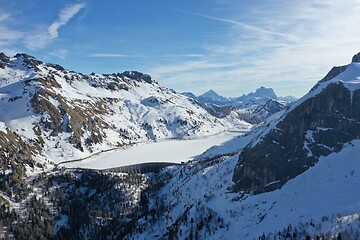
[183,86,295,124]
[183,86,297,107]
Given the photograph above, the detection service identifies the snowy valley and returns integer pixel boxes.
[1,52,360,239]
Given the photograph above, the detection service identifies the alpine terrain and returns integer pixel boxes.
[184,86,294,124]
[0,51,359,239]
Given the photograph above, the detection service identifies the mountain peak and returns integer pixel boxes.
[201,89,219,97]
[351,52,360,63]
[313,51,360,91]
[253,86,277,99]
[117,71,153,84]
[198,89,229,104]
[13,53,43,70]
[0,52,10,69]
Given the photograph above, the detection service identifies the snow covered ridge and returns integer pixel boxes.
[0,53,252,164]
[184,87,293,124]
[232,52,360,194]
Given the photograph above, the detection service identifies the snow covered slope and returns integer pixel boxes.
[130,136,360,239]
[233,54,360,194]
[0,53,249,164]
[126,52,360,239]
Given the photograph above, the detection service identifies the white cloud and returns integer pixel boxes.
[48,49,69,59]
[163,54,206,58]
[0,12,23,50]
[89,53,131,57]
[48,3,86,39]
[0,12,22,40]
[0,13,10,22]
[25,3,86,50]
[89,53,205,59]
[0,26,23,41]
[190,12,297,40]
[152,0,360,97]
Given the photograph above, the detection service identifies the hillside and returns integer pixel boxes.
[127,52,360,239]
[2,52,360,239]
[0,53,250,166]
[233,54,360,194]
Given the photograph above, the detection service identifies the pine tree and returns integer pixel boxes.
[337,233,342,240]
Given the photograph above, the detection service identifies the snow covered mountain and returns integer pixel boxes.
[183,87,292,124]
[233,86,278,103]
[197,89,230,105]
[126,52,360,239]
[2,51,360,239]
[233,52,360,194]
[0,53,249,165]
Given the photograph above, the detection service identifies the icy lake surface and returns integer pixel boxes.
[64,129,248,169]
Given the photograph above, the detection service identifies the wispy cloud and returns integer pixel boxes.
[163,54,206,58]
[25,3,86,50]
[0,12,23,49]
[153,0,360,97]
[48,3,86,39]
[48,49,69,59]
[0,13,10,22]
[89,53,205,58]
[189,12,297,40]
[0,27,23,41]
[89,53,132,57]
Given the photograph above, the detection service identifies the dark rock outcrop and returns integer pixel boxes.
[0,52,10,69]
[14,53,43,70]
[352,52,360,63]
[119,71,153,84]
[233,80,360,194]
[311,65,348,91]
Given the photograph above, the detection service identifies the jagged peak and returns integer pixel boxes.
[312,52,360,91]
[0,52,10,69]
[240,86,278,100]
[254,86,276,95]
[0,52,10,61]
[200,89,226,99]
[13,53,43,70]
[351,52,360,63]
[203,89,217,94]
[117,71,153,84]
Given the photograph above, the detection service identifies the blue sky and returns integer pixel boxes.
[1,0,360,97]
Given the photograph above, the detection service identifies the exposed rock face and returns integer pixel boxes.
[14,53,43,70]
[0,52,10,69]
[252,98,286,119]
[312,65,348,90]
[0,129,38,200]
[352,52,360,63]
[233,58,360,194]
[119,71,153,84]
[235,86,278,103]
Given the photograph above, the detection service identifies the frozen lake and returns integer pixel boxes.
[63,128,249,170]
